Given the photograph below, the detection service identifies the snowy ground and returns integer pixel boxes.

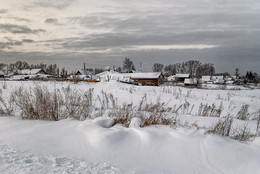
[1,80,260,173]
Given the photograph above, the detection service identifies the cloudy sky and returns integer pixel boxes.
[0,0,260,74]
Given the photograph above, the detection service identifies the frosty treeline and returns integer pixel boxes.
[0,61,106,75]
[0,61,61,75]
[153,60,215,77]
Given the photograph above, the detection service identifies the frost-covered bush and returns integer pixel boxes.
[109,96,175,127]
[108,103,133,127]
[63,87,94,120]
[207,116,233,136]
[236,104,249,120]
[207,116,256,142]
[97,90,118,116]
[231,124,255,142]
[140,113,175,127]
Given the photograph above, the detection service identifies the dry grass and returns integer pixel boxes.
[207,116,233,136]
[207,116,256,142]
[108,103,133,127]
[236,104,249,120]
[108,94,175,127]
[256,111,260,134]
[231,123,255,142]
[12,86,63,120]
[12,85,94,120]
[0,94,14,116]
[198,102,222,117]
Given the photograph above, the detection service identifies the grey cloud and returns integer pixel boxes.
[64,6,260,60]
[24,0,76,10]
[0,9,8,13]
[68,9,260,43]
[60,30,256,51]
[0,24,46,34]
[0,38,35,49]
[22,39,34,43]
[45,18,59,25]
[0,41,23,49]
[0,15,31,22]
[0,45,259,74]
[9,16,31,22]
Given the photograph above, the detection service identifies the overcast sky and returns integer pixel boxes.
[0,0,260,74]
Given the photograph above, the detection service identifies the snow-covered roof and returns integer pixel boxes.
[184,78,198,84]
[97,71,163,81]
[167,75,176,81]
[19,69,43,75]
[129,72,162,79]
[77,70,94,75]
[211,76,224,80]
[201,76,211,81]
[96,70,119,78]
[10,75,26,80]
[0,70,5,75]
[175,74,190,78]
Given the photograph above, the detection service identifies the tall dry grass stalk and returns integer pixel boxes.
[0,94,14,116]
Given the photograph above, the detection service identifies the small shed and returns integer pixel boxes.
[212,76,224,84]
[201,76,211,83]
[0,70,5,78]
[175,74,190,83]
[129,72,164,86]
[184,78,198,86]
[75,70,97,80]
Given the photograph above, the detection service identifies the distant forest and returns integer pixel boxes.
[0,61,104,75]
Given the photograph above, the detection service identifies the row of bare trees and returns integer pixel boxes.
[153,60,215,77]
[0,61,67,75]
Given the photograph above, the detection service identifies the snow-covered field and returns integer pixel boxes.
[0,80,260,174]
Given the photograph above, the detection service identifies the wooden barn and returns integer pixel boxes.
[129,72,164,86]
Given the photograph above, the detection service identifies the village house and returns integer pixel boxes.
[211,76,225,84]
[75,70,94,76]
[175,74,190,83]
[75,69,99,81]
[184,78,198,86]
[18,69,47,75]
[200,76,212,83]
[129,72,164,86]
[9,68,49,80]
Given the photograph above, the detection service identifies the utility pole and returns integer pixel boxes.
[84,62,86,74]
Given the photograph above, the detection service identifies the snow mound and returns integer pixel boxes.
[93,117,115,128]
[129,117,142,128]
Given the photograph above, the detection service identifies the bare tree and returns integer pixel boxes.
[235,68,239,77]
[164,64,176,76]
[184,60,201,77]
[61,67,65,78]
[196,63,215,77]
[123,57,135,73]
[153,63,164,72]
